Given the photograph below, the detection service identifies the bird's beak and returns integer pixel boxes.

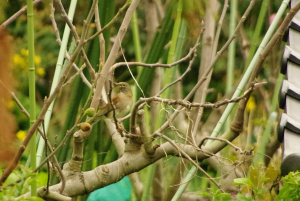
[113,82,118,87]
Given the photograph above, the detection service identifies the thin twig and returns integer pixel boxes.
[50,1,92,88]
[50,1,61,45]
[0,80,66,192]
[65,53,92,88]
[110,42,199,71]
[85,2,130,44]
[108,80,123,137]
[199,137,246,154]
[55,0,80,42]
[212,0,229,57]
[42,122,51,193]
[62,64,87,88]
[55,0,96,80]
[0,0,42,29]
[158,40,199,96]
[130,83,257,134]
[156,133,224,192]
[94,3,105,69]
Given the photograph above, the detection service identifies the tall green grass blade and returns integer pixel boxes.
[245,0,270,68]
[27,0,37,195]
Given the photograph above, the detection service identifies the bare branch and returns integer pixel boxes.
[50,1,61,45]
[85,2,130,44]
[0,0,42,29]
[108,80,123,137]
[38,187,71,201]
[158,40,199,96]
[199,137,248,154]
[55,0,96,81]
[110,42,199,71]
[130,84,257,134]
[212,0,229,57]
[94,4,106,68]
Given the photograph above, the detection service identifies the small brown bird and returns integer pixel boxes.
[107,82,133,118]
[92,82,133,122]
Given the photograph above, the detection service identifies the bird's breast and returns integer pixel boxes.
[111,92,132,118]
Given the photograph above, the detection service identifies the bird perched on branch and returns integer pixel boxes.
[107,82,133,118]
[88,82,132,125]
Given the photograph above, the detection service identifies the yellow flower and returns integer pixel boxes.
[16,130,26,141]
[13,54,23,65]
[13,54,27,69]
[37,67,45,77]
[246,96,256,111]
[5,100,14,109]
[34,55,41,65]
[21,48,28,56]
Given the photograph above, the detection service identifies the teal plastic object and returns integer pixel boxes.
[87,176,132,201]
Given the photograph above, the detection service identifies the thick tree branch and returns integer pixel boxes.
[21,126,243,198]
[137,110,155,156]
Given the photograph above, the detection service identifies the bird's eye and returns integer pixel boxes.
[122,84,125,87]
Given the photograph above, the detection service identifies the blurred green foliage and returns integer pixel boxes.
[0,0,290,199]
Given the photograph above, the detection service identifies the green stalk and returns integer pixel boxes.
[131,11,142,65]
[140,106,154,201]
[224,0,237,154]
[167,0,182,64]
[226,0,237,94]
[141,164,156,201]
[36,0,78,166]
[172,0,290,200]
[163,0,182,97]
[27,0,37,196]
[253,73,283,164]
[245,0,270,68]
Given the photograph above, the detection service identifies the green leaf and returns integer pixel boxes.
[249,167,258,186]
[196,192,211,197]
[277,171,300,201]
[265,166,278,182]
[216,193,232,198]
[37,172,48,187]
[236,194,254,201]
[214,189,222,196]
[220,196,234,201]
[208,188,216,194]
[24,196,46,201]
[233,178,254,187]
